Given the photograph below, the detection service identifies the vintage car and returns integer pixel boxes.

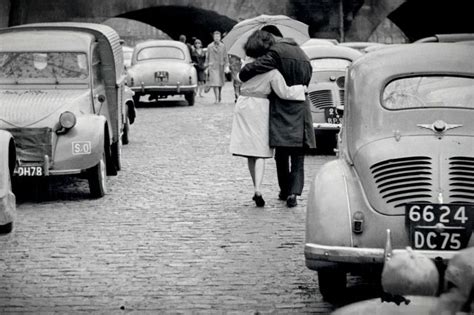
[301,45,362,152]
[0,130,16,234]
[305,43,474,300]
[0,22,136,198]
[127,40,197,106]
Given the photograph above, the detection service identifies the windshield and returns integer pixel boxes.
[137,46,185,61]
[0,52,88,83]
[311,58,351,71]
[383,76,474,109]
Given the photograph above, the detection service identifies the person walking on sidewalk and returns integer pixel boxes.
[230,30,307,208]
[191,39,207,97]
[205,31,229,103]
[238,26,316,208]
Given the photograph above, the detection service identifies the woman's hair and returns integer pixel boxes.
[244,30,276,58]
[260,25,283,38]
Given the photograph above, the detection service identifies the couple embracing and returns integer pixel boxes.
[229,27,315,208]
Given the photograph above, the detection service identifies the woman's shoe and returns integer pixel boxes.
[252,194,265,207]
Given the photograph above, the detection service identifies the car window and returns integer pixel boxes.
[383,76,474,110]
[137,46,185,61]
[0,52,88,82]
[310,58,351,71]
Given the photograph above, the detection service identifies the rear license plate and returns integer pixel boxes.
[16,166,43,176]
[155,71,168,82]
[406,203,474,250]
[324,108,341,124]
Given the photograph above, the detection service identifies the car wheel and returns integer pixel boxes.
[316,133,337,155]
[111,139,122,171]
[185,92,195,106]
[317,269,347,301]
[0,222,13,234]
[88,152,107,198]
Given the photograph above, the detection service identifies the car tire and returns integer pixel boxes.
[111,139,122,171]
[317,269,347,301]
[185,92,195,106]
[316,133,337,155]
[88,152,107,198]
[0,222,13,234]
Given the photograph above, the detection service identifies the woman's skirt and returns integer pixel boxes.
[229,96,273,158]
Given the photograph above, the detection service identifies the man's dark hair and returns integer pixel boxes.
[260,25,283,38]
[244,30,276,58]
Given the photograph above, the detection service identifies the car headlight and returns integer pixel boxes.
[336,76,345,88]
[59,111,76,129]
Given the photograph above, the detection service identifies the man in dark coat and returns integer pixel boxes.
[239,27,316,207]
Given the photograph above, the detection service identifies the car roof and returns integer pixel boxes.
[339,42,384,49]
[415,33,474,43]
[134,40,189,51]
[301,38,338,46]
[301,45,362,61]
[352,43,474,79]
[0,30,94,52]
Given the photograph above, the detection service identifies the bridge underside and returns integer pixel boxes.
[119,6,237,45]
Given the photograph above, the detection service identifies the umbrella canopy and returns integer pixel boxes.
[223,14,309,59]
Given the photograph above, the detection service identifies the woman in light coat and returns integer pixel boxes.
[205,31,229,103]
[229,30,306,207]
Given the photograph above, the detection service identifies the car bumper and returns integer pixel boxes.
[305,243,457,270]
[130,84,197,94]
[313,123,341,131]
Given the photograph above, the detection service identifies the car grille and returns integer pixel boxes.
[339,89,345,107]
[309,90,333,110]
[449,156,474,202]
[7,128,53,164]
[370,156,433,208]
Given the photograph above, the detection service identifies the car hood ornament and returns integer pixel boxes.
[417,120,463,133]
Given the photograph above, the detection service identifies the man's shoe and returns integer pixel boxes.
[278,192,288,201]
[252,194,265,207]
[287,194,297,208]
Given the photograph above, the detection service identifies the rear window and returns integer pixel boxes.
[310,58,351,71]
[137,46,185,61]
[383,76,474,110]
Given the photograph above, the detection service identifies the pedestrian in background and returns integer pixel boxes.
[179,34,193,54]
[205,31,229,103]
[239,26,316,208]
[230,30,307,207]
[191,39,206,97]
[229,54,242,102]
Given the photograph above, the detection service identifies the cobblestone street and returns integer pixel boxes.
[0,84,377,313]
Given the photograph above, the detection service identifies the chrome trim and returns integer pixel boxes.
[130,84,197,91]
[313,122,341,130]
[48,169,82,175]
[305,243,458,264]
[342,172,354,247]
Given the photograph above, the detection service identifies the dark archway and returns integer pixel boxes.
[119,6,237,46]
[389,0,474,42]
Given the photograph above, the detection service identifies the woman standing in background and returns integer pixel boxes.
[191,39,206,97]
[205,31,229,103]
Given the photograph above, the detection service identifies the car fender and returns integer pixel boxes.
[306,159,354,247]
[0,130,16,225]
[53,115,106,171]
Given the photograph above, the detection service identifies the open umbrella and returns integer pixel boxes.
[223,14,309,59]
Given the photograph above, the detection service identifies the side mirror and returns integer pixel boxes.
[98,95,106,103]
